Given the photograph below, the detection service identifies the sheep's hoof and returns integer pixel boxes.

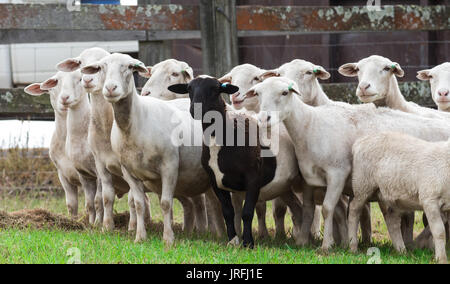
[227,236,240,247]
[243,241,254,249]
[349,245,358,254]
[163,232,175,248]
[295,237,309,247]
[102,219,115,232]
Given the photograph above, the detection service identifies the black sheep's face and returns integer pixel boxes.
[168,77,239,120]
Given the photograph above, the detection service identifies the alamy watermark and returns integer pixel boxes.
[367,247,381,264]
[67,247,82,264]
[66,0,81,12]
[366,0,382,12]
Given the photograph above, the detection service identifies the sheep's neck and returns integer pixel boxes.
[308,80,332,107]
[111,88,135,131]
[89,90,114,136]
[374,77,410,112]
[51,110,68,156]
[201,96,228,137]
[438,105,450,112]
[282,95,314,144]
[67,93,90,143]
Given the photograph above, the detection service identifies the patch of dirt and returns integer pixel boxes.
[0,209,185,233]
[0,209,85,231]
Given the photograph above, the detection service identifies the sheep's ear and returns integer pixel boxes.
[218,73,232,84]
[138,66,152,78]
[129,60,148,74]
[41,77,58,90]
[81,64,101,75]
[259,70,280,81]
[244,88,257,99]
[392,62,404,78]
[338,63,358,77]
[168,84,189,94]
[56,58,81,72]
[24,83,47,96]
[417,69,432,81]
[182,67,194,81]
[220,83,239,94]
[313,65,331,80]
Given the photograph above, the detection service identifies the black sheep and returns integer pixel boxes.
[169,77,276,248]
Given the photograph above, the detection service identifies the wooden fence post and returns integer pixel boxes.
[137,0,172,87]
[199,0,238,78]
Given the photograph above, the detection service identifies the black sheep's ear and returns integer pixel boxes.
[168,84,189,94]
[220,83,239,94]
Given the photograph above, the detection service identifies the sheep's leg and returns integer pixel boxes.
[242,186,261,249]
[160,165,178,247]
[121,166,147,242]
[143,193,152,226]
[333,197,348,247]
[297,186,316,246]
[279,190,303,242]
[94,177,104,227]
[178,196,194,234]
[58,171,79,218]
[381,204,406,253]
[273,197,287,239]
[256,201,269,239]
[128,192,137,231]
[191,194,207,233]
[96,163,116,231]
[231,193,244,237]
[204,188,226,237]
[321,173,348,252]
[401,212,415,249]
[360,203,372,245]
[311,206,322,240]
[213,186,237,244]
[348,196,370,252]
[422,202,447,264]
[79,174,97,225]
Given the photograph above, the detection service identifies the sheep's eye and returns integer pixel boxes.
[305,71,313,75]
[383,67,391,72]
[253,77,260,82]
[281,91,288,96]
[172,72,179,77]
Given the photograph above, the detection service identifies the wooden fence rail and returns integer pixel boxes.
[0,4,448,44]
[0,81,433,120]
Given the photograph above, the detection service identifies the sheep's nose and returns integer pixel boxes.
[61,96,69,103]
[267,115,271,122]
[359,82,371,91]
[84,77,93,84]
[438,89,449,97]
[105,84,117,94]
[141,90,150,96]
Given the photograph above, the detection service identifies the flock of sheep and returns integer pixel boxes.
[22,46,450,263]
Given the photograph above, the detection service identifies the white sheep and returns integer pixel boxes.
[139,59,194,99]
[38,70,101,225]
[252,77,450,251]
[417,62,450,112]
[350,132,450,264]
[81,53,215,245]
[24,79,80,218]
[339,55,450,120]
[340,55,450,247]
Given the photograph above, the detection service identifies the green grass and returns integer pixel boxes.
[0,191,445,264]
